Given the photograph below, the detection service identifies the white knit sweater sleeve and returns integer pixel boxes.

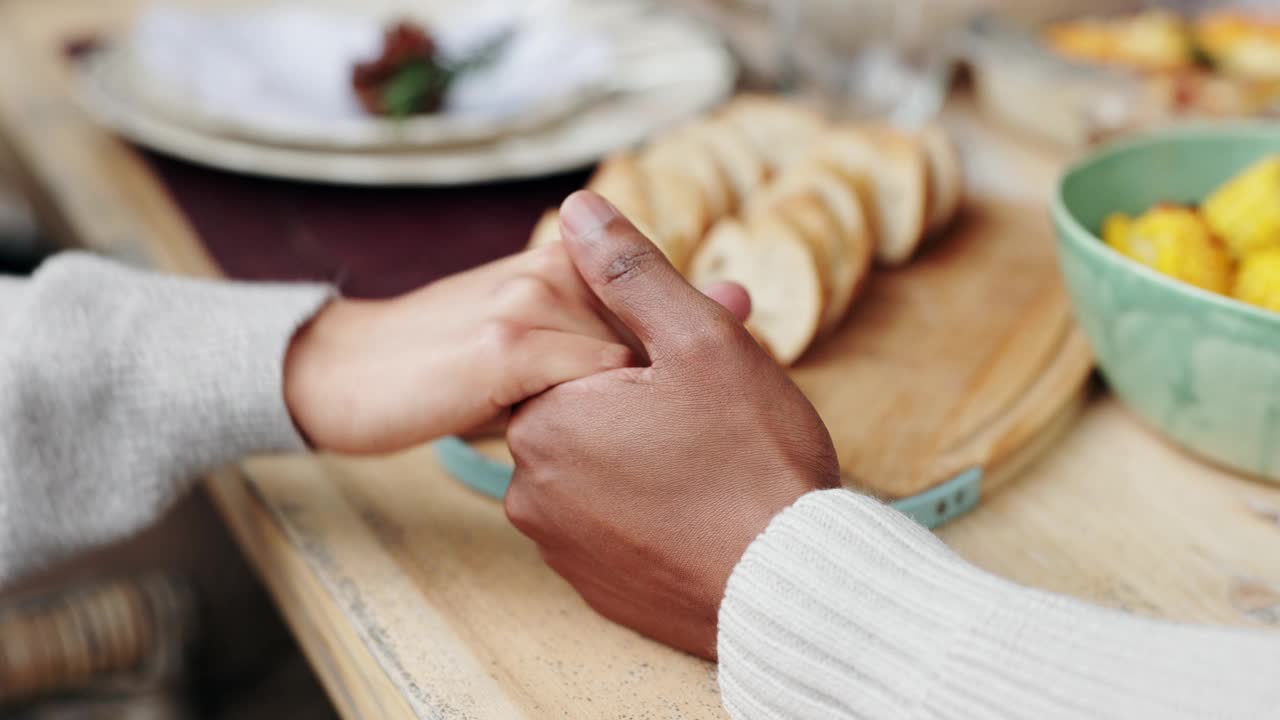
[0,253,331,583]
[718,489,1280,720]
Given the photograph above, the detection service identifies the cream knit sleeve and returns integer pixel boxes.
[718,489,1280,719]
[0,253,331,583]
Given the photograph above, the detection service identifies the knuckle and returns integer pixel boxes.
[600,234,660,286]
[666,332,703,358]
[668,322,729,357]
[513,368,551,403]
[496,274,559,315]
[522,462,557,491]
[478,317,527,354]
[505,409,541,456]
[503,484,539,536]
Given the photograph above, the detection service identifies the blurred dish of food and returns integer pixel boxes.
[1052,125,1280,482]
[1102,155,1280,309]
[965,4,1280,148]
[1044,9,1199,73]
[1043,8,1280,82]
[1198,11,1280,80]
[1044,9,1280,115]
[124,1,613,150]
[76,0,736,185]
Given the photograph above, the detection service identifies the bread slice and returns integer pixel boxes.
[701,119,769,207]
[528,208,561,248]
[822,177,875,329]
[764,193,841,324]
[639,165,711,272]
[645,128,735,220]
[918,124,964,234]
[821,127,928,267]
[752,165,874,335]
[689,216,823,366]
[587,153,659,238]
[802,165,875,332]
[720,94,827,173]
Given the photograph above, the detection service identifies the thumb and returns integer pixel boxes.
[559,190,723,356]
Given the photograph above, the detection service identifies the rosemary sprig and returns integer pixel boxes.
[380,29,513,118]
[382,59,453,117]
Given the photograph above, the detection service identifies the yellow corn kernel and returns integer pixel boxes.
[1116,205,1232,294]
[1233,247,1280,312]
[1201,155,1280,258]
[1103,212,1132,253]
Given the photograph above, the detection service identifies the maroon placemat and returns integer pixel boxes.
[142,151,592,299]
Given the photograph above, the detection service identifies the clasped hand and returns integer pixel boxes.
[283,191,840,660]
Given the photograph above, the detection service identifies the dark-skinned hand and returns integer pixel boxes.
[505,190,841,659]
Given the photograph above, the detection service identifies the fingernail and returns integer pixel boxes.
[560,191,619,241]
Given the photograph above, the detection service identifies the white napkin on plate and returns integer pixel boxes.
[131,1,613,131]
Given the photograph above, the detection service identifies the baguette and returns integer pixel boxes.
[752,164,874,334]
[720,94,827,173]
[640,166,711,272]
[821,128,929,267]
[764,192,841,324]
[701,119,769,206]
[919,124,964,234]
[645,128,735,219]
[587,153,659,237]
[690,215,823,365]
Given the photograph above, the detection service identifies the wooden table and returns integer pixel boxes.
[3,1,1280,717]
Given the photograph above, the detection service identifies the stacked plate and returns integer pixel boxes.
[76,0,737,185]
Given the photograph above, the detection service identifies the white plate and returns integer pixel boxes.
[76,6,736,186]
[121,2,616,151]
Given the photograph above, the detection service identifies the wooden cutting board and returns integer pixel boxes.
[450,191,1094,525]
[791,193,1093,500]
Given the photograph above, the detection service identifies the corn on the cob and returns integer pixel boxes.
[1106,204,1232,294]
[1234,247,1280,312]
[1201,155,1280,258]
[1102,212,1133,252]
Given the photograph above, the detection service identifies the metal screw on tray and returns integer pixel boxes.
[765,0,961,126]
[0,574,199,718]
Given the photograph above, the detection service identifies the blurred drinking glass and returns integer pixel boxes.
[767,0,965,126]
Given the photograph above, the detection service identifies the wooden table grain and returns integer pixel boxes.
[2,1,1279,718]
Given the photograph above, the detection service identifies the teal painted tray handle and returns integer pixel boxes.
[433,436,983,530]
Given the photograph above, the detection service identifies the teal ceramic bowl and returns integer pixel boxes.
[1052,124,1280,482]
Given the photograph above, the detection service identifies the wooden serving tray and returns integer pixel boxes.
[442,192,1094,527]
[795,195,1093,498]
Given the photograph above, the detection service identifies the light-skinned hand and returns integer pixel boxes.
[282,241,636,453]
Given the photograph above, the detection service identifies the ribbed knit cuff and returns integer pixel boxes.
[717,489,996,719]
[716,489,1280,720]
